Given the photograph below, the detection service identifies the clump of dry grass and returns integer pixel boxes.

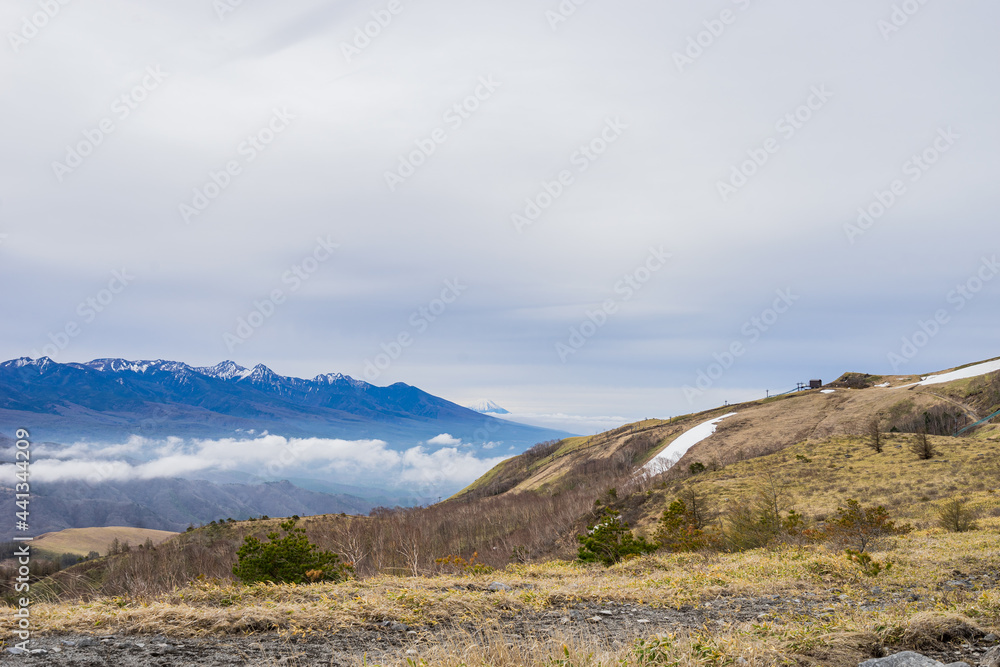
[901,612,983,650]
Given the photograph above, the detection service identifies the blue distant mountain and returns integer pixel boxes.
[0,357,570,447]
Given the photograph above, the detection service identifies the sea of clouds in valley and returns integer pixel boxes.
[2,434,505,497]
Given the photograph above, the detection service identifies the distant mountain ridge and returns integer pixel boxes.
[0,357,568,446]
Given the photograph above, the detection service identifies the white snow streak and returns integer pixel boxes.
[915,359,1000,386]
[641,413,736,475]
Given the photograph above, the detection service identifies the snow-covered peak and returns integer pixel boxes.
[151,360,194,374]
[313,372,355,384]
[313,372,347,384]
[467,399,510,415]
[313,372,368,389]
[243,364,277,383]
[79,358,196,374]
[81,358,149,373]
[195,360,249,381]
[1,357,55,371]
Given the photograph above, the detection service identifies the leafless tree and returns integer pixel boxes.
[865,416,884,453]
[909,430,936,460]
[682,485,713,530]
[328,517,369,571]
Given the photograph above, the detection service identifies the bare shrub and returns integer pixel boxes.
[909,431,936,460]
[718,474,807,552]
[864,417,884,453]
[936,498,978,533]
[826,499,909,552]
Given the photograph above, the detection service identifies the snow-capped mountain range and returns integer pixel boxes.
[0,357,568,446]
[18,357,369,389]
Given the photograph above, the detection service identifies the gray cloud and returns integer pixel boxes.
[2,0,998,425]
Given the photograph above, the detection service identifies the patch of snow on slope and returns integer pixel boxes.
[821,389,836,394]
[641,413,737,475]
[916,359,1000,386]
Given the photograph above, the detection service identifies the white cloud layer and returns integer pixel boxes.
[0,435,507,494]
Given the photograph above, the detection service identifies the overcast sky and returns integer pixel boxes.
[2,0,998,433]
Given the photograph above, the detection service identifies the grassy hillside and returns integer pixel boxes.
[629,430,1000,536]
[33,527,178,558]
[457,362,1000,504]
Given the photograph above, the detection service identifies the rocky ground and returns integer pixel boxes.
[6,589,999,666]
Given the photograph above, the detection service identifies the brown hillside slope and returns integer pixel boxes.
[33,527,178,558]
[459,361,1000,502]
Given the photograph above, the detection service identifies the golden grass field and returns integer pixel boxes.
[32,527,179,558]
[13,522,999,666]
[634,430,1000,535]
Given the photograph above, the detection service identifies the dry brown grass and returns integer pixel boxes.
[901,612,984,650]
[461,369,998,510]
[33,527,178,558]
[3,518,999,666]
[361,624,791,667]
[9,527,999,641]
[638,432,1000,533]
